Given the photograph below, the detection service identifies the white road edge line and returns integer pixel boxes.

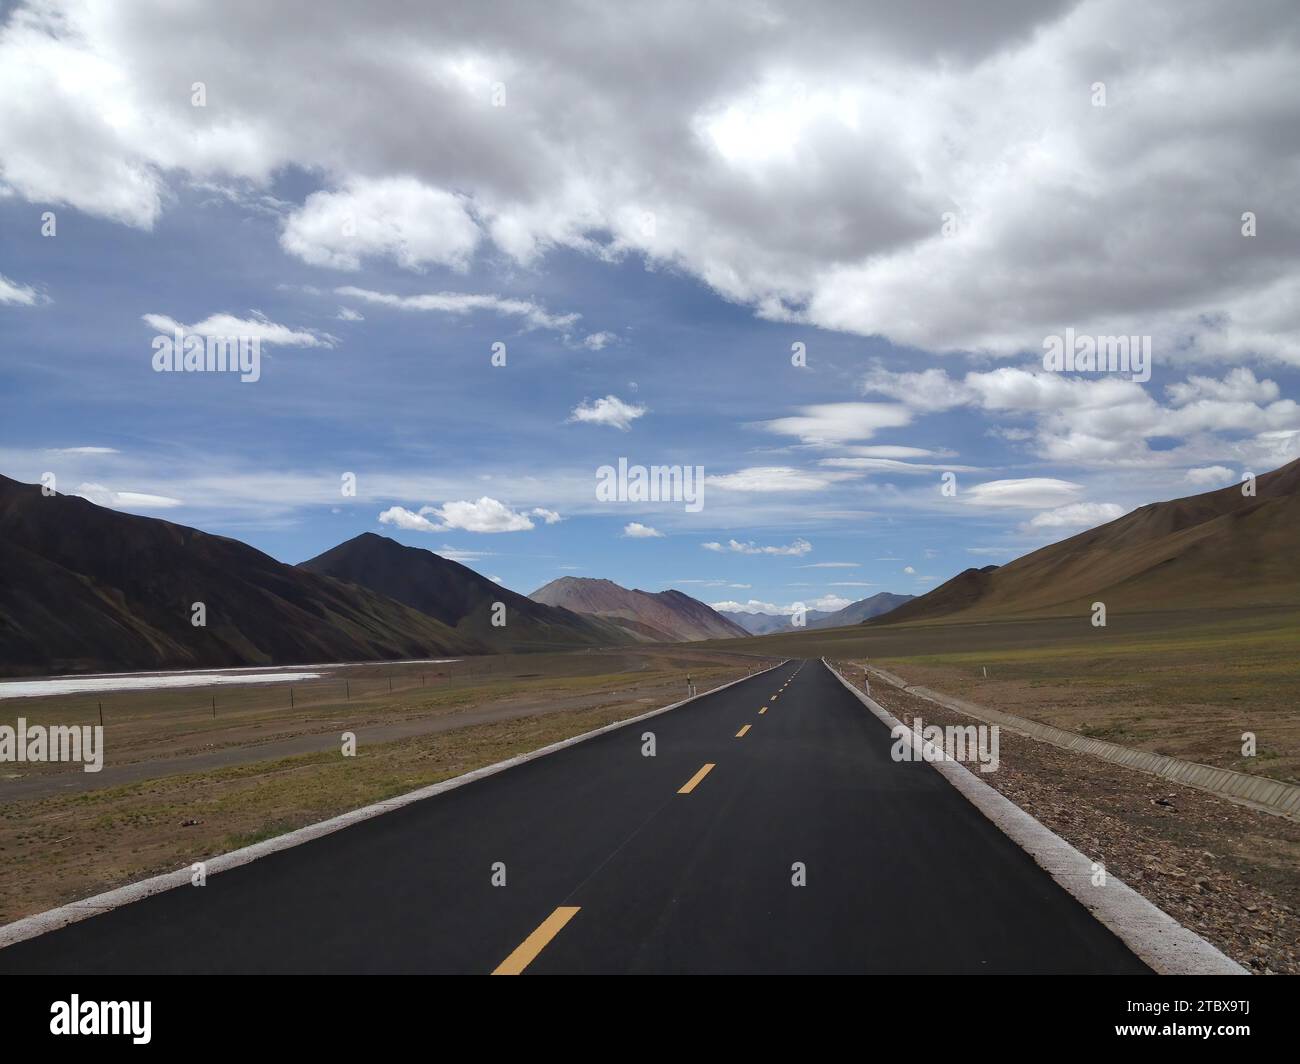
[823,658,1245,976]
[0,658,789,952]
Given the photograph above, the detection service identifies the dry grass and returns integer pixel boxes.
[0,649,764,924]
[707,607,1300,782]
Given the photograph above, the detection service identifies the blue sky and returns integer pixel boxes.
[2,1,1298,617]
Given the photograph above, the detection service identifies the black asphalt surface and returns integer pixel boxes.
[0,660,1149,974]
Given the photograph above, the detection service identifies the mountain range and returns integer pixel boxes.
[301,533,634,651]
[6,455,1296,675]
[529,576,750,641]
[0,476,711,676]
[0,474,476,676]
[877,457,1300,625]
[721,592,915,634]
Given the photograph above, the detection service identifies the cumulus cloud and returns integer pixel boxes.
[622,521,663,538]
[861,365,971,411]
[583,331,617,350]
[702,537,812,556]
[711,599,788,615]
[1166,369,1279,407]
[280,177,481,271]
[1022,501,1126,531]
[863,365,1300,469]
[379,496,548,533]
[1185,465,1235,486]
[5,2,1296,366]
[568,394,646,430]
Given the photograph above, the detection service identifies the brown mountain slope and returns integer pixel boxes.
[529,576,749,641]
[877,457,1300,625]
[300,533,635,650]
[0,475,478,676]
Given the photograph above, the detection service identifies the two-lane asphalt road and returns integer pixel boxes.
[0,659,1148,973]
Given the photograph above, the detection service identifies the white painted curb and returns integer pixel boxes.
[0,659,789,952]
[823,659,1245,976]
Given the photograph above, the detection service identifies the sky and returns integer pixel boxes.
[2,0,1299,617]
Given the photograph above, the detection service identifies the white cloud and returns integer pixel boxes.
[336,307,364,321]
[800,562,858,568]
[583,331,617,350]
[567,395,646,431]
[903,565,915,574]
[701,537,812,556]
[336,286,578,332]
[1167,369,1279,407]
[529,507,562,524]
[142,311,334,347]
[74,482,183,511]
[844,445,945,459]
[1185,465,1235,486]
[713,592,851,614]
[861,366,972,411]
[821,457,980,474]
[857,365,1300,470]
[379,496,546,533]
[281,177,481,271]
[0,273,41,306]
[622,521,663,538]
[706,466,854,492]
[51,446,119,455]
[762,403,912,445]
[965,478,1083,509]
[4,2,1300,370]
[434,545,493,562]
[1023,501,1126,531]
[376,506,442,533]
[711,599,787,615]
